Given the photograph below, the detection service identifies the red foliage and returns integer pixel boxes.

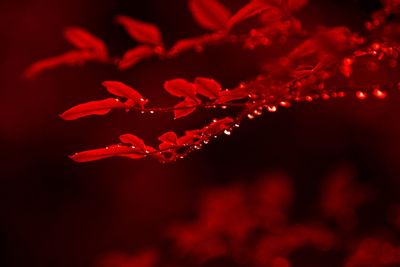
[60,98,127,121]
[188,0,231,31]
[25,0,400,163]
[115,16,163,46]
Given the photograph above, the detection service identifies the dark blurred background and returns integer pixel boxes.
[1,0,400,266]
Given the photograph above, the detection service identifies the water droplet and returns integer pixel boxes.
[248,93,258,99]
[248,114,255,119]
[267,106,277,112]
[343,57,354,66]
[321,93,330,100]
[221,105,227,109]
[372,43,381,51]
[295,81,302,88]
[224,129,231,135]
[356,91,367,100]
[149,110,155,114]
[234,123,240,128]
[305,96,313,102]
[254,110,262,116]
[279,101,291,108]
[373,88,387,99]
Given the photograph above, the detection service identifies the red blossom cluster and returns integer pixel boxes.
[25,0,400,162]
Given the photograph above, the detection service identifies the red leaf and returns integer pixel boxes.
[174,98,198,119]
[195,77,222,99]
[168,33,224,57]
[189,0,231,31]
[118,45,156,70]
[70,145,137,162]
[215,87,249,104]
[228,1,270,29]
[63,27,108,59]
[204,117,234,135]
[164,79,198,101]
[177,131,202,146]
[259,6,284,24]
[287,0,308,11]
[24,50,97,79]
[177,136,196,146]
[116,15,163,46]
[119,134,147,151]
[102,81,147,108]
[60,98,127,121]
[158,132,178,144]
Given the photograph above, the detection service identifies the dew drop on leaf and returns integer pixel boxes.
[356,91,367,100]
[268,106,277,112]
[373,88,387,99]
[280,101,291,108]
[254,110,262,116]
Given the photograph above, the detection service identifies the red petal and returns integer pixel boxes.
[116,15,163,45]
[70,145,136,162]
[24,50,97,79]
[164,79,198,100]
[102,81,146,108]
[195,77,222,99]
[63,27,108,59]
[228,1,269,29]
[174,98,198,119]
[189,0,231,31]
[119,134,147,151]
[60,98,126,120]
[118,45,156,70]
[158,132,178,144]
